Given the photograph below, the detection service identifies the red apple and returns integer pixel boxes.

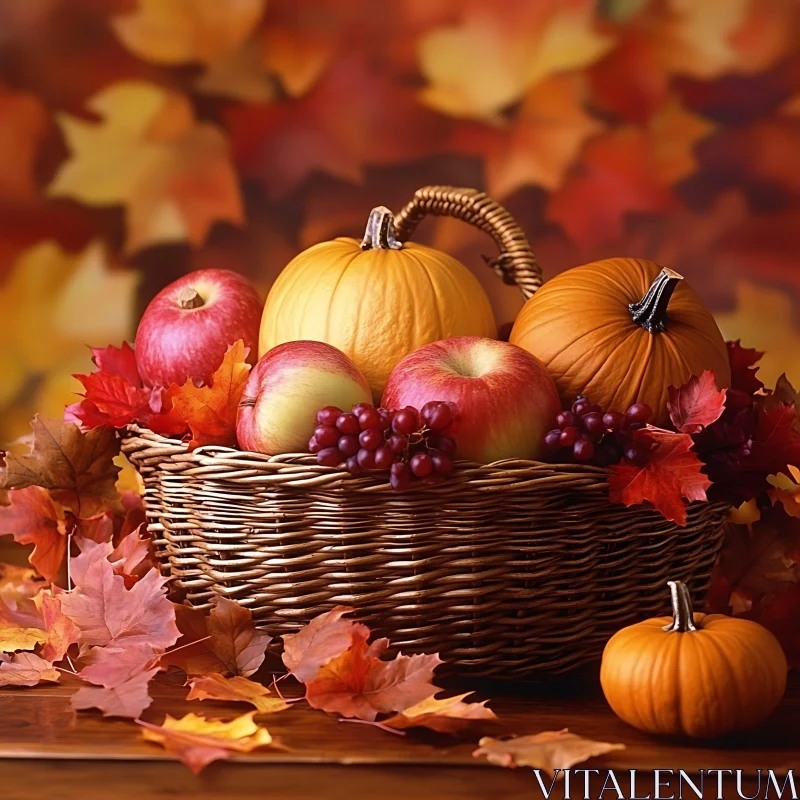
[381,336,561,463]
[135,268,263,387]
[237,341,372,455]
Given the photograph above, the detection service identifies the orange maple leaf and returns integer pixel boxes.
[206,597,272,678]
[139,712,275,774]
[48,82,244,254]
[186,673,289,715]
[608,427,711,525]
[35,589,80,663]
[473,729,624,775]
[305,629,442,721]
[0,487,68,581]
[384,693,497,734]
[112,0,266,65]
[167,340,251,450]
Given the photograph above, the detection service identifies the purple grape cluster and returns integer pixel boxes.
[309,401,457,490]
[542,396,654,466]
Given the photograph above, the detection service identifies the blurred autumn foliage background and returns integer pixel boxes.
[1,0,799,448]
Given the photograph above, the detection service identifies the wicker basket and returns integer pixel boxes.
[123,186,730,679]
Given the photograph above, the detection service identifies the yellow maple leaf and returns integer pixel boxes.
[112,0,266,65]
[646,95,715,184]
[418,3,613,122]
[0,626,47,653]
[0,241,138,444]
[186,673,289,715]
[715,282,800,391]
[769,466,800,519]
[139,712,274,774]
[48,82,244,254]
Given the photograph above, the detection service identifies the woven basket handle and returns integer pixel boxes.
[393,185,543,300]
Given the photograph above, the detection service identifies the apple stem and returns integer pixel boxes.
[360,206,403,251]
[178,287,205,310]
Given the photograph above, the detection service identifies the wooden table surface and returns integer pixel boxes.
[1,667,797,800]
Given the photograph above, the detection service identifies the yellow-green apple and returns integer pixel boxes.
[135,269,262,387]
[237,341,372,455]
[381,336,561,463]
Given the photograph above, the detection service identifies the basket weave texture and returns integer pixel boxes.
[123,186,730,678]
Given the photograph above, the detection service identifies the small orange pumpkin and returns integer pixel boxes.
[600,581,787,739]
[509,258,731,424]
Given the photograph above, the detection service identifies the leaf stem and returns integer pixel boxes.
[339,718,406,736]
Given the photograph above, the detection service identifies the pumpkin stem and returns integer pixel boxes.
[360,206,403,251]
[178,287,205,310]
[663,580,698,633]
[629,268,683,333]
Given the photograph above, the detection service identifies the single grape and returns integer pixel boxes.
[431,453,453,475]
[314,425,340,448]
[378,408,395,430]
[390,461,410,478]
[573,400,591,417]
[308,436,322,454]
[559,426,578,446]
[374,444,395,469]
[356,448,376,469]
[317,447,342,467]
[336,413,360,435]
[602,411,626,432]
[556,410,576,429]
[625,443,649,467]
[392,407,419,435]
[388,433,408,453]
[317,406,341,427]
[420,401,438,424]
[626,403,653,425]
[337,435,360,458]
[352,402,373,418]
[357,407,382,431]
[582,412,605,438]
[410,452,433,478]
[359,428,382,450]
[573,437,595,462]
[426,404,453,432]
[428,435,456,455]
[543,430,562,452]
[390,471,411,491]
[346,455,363,476]
[571,395,587,413]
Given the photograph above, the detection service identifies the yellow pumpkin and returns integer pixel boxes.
[600,581,787,739]
[509,258,731,425]
[259,206,497,397]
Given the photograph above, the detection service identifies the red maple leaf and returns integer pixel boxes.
[608,427,711,525]
[0,487,68,581]
[304,628,442,721]
[667,370,727,434]
[726,340,765,397]
[61,540,179,653]
[282,605,369,683]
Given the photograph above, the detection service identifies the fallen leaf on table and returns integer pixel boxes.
[35,590,80,663]
[0,417,121,519]
[0,626,46,653]
[305,628,442,721]
[112,0,266,65]
[160,605,223,676]
[608,427,711,525]
[281,605,368,683]
[206,597,271,678]
[61,540,179,653]
[473,729,625,774]
[139,712,274,774]
[48,82,244,254]
[73,643,161,719]
[384,693,497,734]
[0,486,68,581]
[0,86,48,203]
[167,340,251,449]
[0,652,60,687]
[418,2,613,122]
[667,370,727,434]
[450,74,602,199]
[186,674,289,715]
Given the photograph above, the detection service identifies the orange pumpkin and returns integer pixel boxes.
[600,581,787,739]
[259,206,497,398]
[509,258,731,424]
